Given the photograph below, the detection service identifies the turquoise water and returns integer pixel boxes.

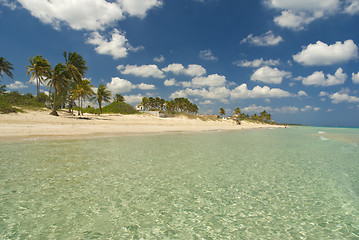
[1,127,359,239]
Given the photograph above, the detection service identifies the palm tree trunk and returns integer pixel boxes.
[80,96,83,115]
[37,78,40,105]
[78,98,81,115]
[50,88,59,116]
[98,100,102,115]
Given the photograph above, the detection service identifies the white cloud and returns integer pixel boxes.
[170,87,230,100]
[162,63,206,77]
[298,90,308,97]
[192,74,227,87]
[301,68,347,86]
[86,29,142,59]
[243,104,300,114]
[234,58,280,68]
[199,49,218,61]
[153,55,165,63]
[106,77,135,93]
[6,81,28,89]
[241,31,283,46]
[117,0,162,18]
[319,91,329,96]
[9,0,162,31]
[106,77,155,94]
[0,0,16,10]
[250,66,291,84]
[352,72,359,83]
[164,78,176,86]
[301,105,320,112]
[330,92,359,103]
[118,64,165,78]
[266,0,340,30]
[124,94,144,104]
[293,40,358,66]
[137,83,156,90]
[230,84,292,99]
[273,10,322,30]
[344,0,359,15]
[199,100,214,105]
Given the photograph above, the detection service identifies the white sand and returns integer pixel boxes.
[0,109,284,142]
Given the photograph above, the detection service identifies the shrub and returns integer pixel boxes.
[101,102,138,114]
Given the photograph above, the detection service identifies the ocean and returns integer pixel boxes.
[1,127,358,239]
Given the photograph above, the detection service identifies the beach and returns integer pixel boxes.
[0,109,283,142]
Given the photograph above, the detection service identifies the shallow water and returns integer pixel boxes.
[1,127,359,239]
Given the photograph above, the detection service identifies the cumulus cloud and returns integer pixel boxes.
[266,0,340,30]
[297,90,308,97]
[199,100,214,105]
[234,58,280,68]
[86,29,142,59]
[124,94,144,104]
[241,31,283,46]
[106,77,135,93]
[330,92,359,103]
[319,91,329,96]
[169,84,293,101]
[118,0,162,18]
[137,83,156,90]
[250,66,291,84]
[301,105,320,112]
[6,81,28,89]
[243,104,299,114]
[118,64,165,78]
[344,0,359,15]
[293,40,358,66]
[352,72,359,83]
[153,55,165,63]
[199,49,218,61]
[301,68,347,86]
[192,74,227,87]
[230,84,292,99]
[8,0,162,31]
[162,63,206,77]
[106,77,156,94]
[273,10,323,30]
[164,78,176,86]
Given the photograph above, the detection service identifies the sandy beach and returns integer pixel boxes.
[0,109,284,142]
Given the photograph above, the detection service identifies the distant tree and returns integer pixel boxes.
[47,63,68,116]
[26,55,51,104]
[139,97,149,110]
[114,93,125,103]
[0,57,14,79]
[93,84,112,115]
[234,107,241,116]
[219,107,225,117]
[72,79,94,115]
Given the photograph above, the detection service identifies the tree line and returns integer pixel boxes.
[139,97,199,114]
[220,107,273,123]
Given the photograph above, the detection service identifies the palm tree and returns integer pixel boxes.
[234,107,241,116]
[63,51,88,113]
[72,79,94,115]
[114,93,125,103]
[26,55,51,104]
[63,51,88,83]
[219,107,225,117]
[93,84,112,115]
[48,63,68,116]
[0,57,14,79]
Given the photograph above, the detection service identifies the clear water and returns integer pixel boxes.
[1,127,359,239]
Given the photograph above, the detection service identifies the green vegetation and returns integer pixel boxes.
[74,102,138,115]
[231,107,276,124]
[93,84,112,115]
[219,107,225,116]
[139,97,198,114]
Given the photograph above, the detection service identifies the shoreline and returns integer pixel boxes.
[0,110,285,143]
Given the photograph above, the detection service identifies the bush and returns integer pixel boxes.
[0,95,18,113]
[101,102,138,114]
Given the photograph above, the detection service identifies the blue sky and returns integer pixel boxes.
[1,0,359,127]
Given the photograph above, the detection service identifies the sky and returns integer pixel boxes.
[1,0,359,127]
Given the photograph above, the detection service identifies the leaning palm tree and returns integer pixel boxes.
[63,51,88,83]
[93,84,112,115]
[0,57,14,79]
[63,51,88,113]
[72,79,94,115]
[48,63,68,116]
[26,55,51,104]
